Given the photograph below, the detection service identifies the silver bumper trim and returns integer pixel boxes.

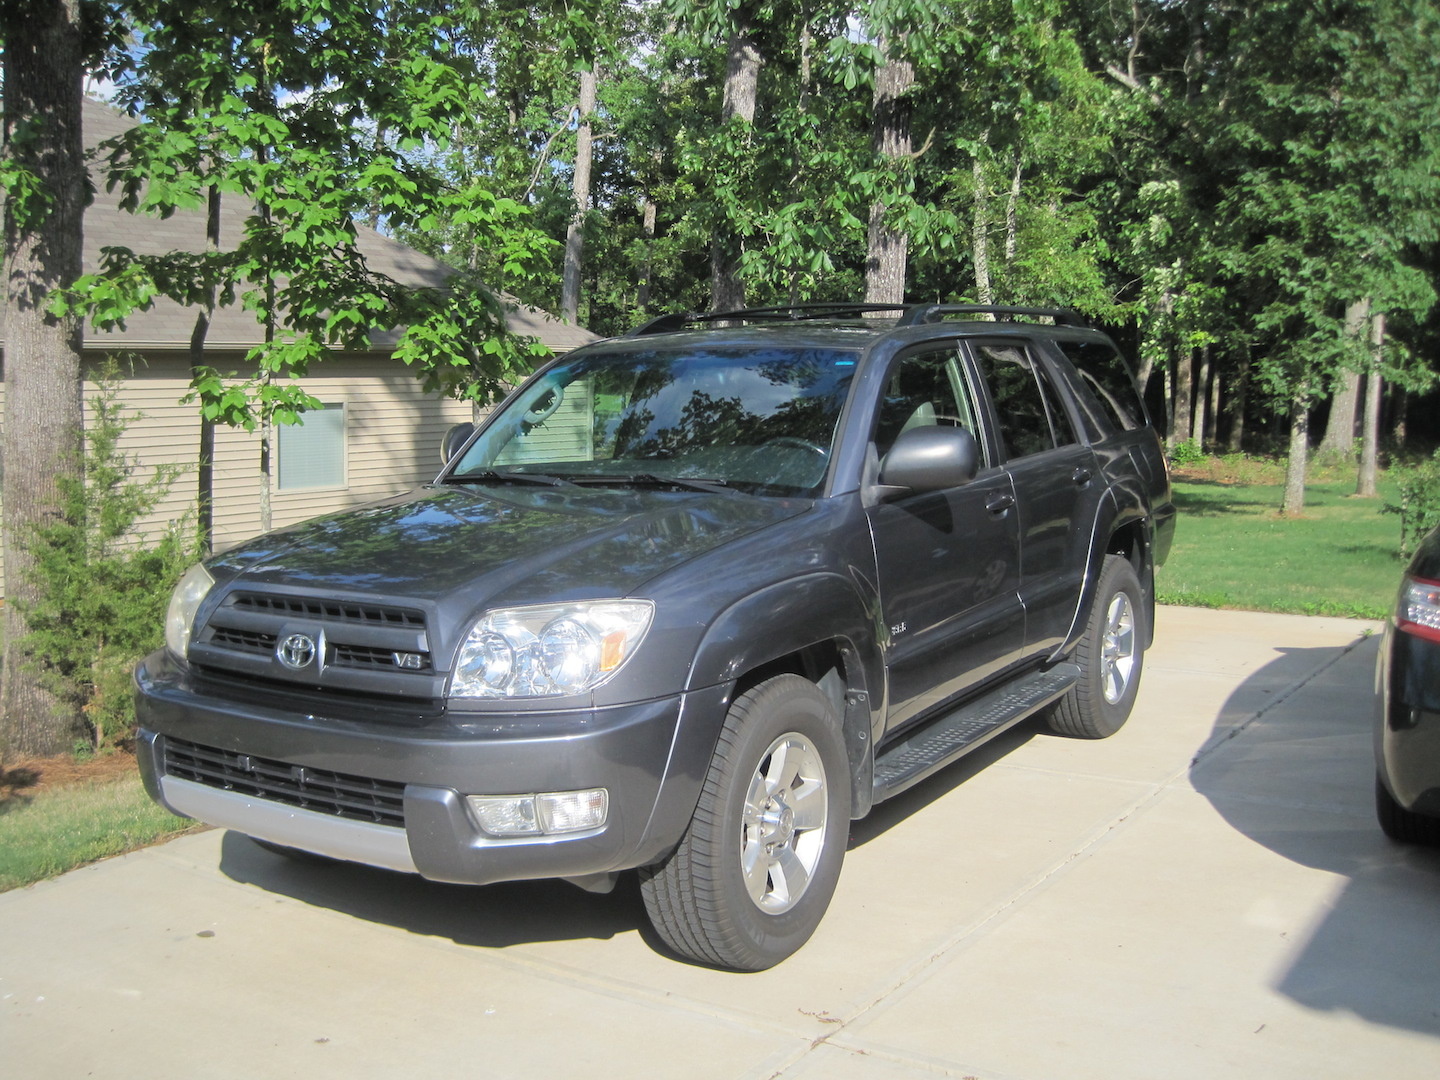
[160,776,417,874]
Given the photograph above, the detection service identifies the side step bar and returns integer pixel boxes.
[872,662,1080,803]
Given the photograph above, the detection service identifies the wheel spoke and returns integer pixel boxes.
[787,777,827,832]
[768,845,811,909]
[741,836,771,904]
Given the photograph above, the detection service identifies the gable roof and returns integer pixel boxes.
[5,98,595,355]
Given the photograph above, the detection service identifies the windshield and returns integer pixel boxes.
[450,346,859,497]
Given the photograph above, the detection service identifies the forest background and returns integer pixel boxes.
[3,0,1440,758]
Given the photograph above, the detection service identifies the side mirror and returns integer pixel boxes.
[878,426,980,497]
[441,422,476,465]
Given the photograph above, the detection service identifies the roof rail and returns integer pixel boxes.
[897,304,1088,328]
[626,302,915,337]
[627,302,1088,337]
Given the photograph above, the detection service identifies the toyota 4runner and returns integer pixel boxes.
[136,303,1175,970]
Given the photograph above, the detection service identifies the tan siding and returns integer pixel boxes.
[1,352,483,587]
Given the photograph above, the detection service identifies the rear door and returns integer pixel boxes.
[964,339,1103,657]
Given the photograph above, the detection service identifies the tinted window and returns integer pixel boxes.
[454,346,857,497]
[1058,340,1144,432]
[970,344,1056,460]
[874,346,987,466]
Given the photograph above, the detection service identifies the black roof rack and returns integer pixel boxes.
[627,303,913,336]
[627,302,1087,337]
[896,304,1088,328]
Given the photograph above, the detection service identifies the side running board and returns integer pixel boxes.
[872,662,1080,804]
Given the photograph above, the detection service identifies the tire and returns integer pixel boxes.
[1375,774,1440,846]
[1046,554,1145,739]
[640,674,850,971]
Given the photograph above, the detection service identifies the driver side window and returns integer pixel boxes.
[873,346,987,467]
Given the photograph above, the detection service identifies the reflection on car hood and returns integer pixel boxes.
[208,485,811,605]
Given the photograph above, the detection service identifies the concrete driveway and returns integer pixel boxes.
[4,606,1438,1079]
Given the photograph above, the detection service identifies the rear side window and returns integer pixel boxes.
[1058,340,1145,432]
[970,343,1074,460]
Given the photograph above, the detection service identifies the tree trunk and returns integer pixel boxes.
[1172,346,1194,450]
[1004,149,1022,267]
[865,46,913,307]
[1357,311,1385,498]
[1319,370,1360,457]
[972,149,992,306]
[1281,389,1309,516]
[1,0,88,758]
[710,12,761,312]
[1192,345,1211,446]
[1320,298,1369,457]
[561,68,597,324]
[190,184,222,552]
[1227,359,1249,453]
[637,197,657,312]
[1206,368,1220,447]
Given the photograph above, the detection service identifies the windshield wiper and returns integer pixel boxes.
[445,469,576,488]
[575,473,738,496]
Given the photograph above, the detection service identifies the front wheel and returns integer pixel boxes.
[1046,554,1146,739]
[640,674,850,971]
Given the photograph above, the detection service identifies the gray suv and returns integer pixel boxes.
[136,303,1175,970]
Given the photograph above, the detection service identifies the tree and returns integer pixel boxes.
[66,2,558,517]
[1,0,89,757]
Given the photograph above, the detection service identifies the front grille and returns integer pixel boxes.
[164,737,405,827]
[331,643,432,671]
[230,592,425,628]
[197,589,434,683]
[207,626,277,655]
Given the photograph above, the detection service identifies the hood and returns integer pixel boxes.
[208,484,811,607]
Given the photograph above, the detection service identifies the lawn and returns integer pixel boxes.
[0,764,200,891]
[1156,459,1404,620]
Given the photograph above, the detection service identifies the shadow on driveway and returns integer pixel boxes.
[1190,634,1440,1037]
[219,831,651,950]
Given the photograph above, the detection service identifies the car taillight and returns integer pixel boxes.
[1398,574,1440,643]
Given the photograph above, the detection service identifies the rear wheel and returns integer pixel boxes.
[1047,554,1145,739]
[640,674,850,971]
[1375,774,1440,845]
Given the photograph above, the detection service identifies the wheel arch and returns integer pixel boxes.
[688,573,885,820]
[1052,486,1157,662]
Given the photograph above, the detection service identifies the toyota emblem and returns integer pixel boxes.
[277,633,317,670]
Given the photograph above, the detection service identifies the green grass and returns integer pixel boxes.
[0,771,200,892]
[1156,465,1403,620]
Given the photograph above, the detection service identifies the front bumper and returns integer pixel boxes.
[135,650,730,886]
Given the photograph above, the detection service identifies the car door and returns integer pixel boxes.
[965,339,1103,657]
[866,343,1025,733]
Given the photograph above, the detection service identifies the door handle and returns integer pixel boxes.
[1072,467,1093,486]
[985,492,1015,515]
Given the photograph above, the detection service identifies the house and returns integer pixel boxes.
[0,98,595,569]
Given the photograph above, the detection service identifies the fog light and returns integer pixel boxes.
[467,789,608,837]
[538,789,609,834]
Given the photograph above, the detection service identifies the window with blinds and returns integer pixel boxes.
[277,403,346,490]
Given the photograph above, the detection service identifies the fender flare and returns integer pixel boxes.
[686,571,887,817]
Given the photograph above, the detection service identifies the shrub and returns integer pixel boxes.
[1169,439,1206,467]
[1384,448,1440,559]
[18,362,199,752]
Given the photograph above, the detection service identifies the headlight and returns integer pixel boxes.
[450,600,654,699]
[165,563,215,658]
